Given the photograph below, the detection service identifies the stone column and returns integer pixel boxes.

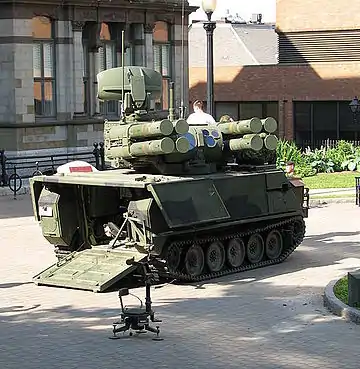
[144,23,154,68]
[6,18,34,124]
[172,23,189,116]
[133,23,145,66]
[72,21,85,117]
[0,40,16,124]
[92,52,100,115]
[55,20,73,121]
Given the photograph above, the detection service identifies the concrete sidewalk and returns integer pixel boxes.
[2,199,360,369]
[310,187,355,196]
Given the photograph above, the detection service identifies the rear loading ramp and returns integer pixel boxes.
[32,248,146,292]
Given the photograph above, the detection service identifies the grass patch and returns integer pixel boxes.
[334,277,348,304]
[334,276,360,310]
[302,172,359,189]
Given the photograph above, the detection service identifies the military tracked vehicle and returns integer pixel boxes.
[30,65,309,292]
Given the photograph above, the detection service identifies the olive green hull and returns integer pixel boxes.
[30,168,309,292]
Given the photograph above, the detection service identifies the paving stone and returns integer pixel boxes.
[1,196,360,369]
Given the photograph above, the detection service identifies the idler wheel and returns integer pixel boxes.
[206,241,225,272]
[246,233,264,264]
[185,244,205,276]
[226,238,245,268]
[265,230,283,260]
[166,243,181,272]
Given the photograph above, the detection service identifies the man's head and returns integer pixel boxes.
[193,100,204,113]
[219,114,234,123]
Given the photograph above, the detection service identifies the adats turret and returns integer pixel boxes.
[98,66,279,175]
[98,66,189,172]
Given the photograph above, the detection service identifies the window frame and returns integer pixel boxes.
[32,18,56,118]
[153,22,172,110]
[97,40,119,117]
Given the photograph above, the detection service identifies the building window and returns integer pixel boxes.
[215,102,239,121]
[97,23,118,117]
[294,101,360,149]
[215,102,279,125]
[153,21,171,110]
[124,45,133,66]
[32,16,56,117]
[294,102,311,148]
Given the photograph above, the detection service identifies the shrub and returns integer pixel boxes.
[276,140,315,177]
[276,140,305,167]
[304,146,335,173]
[275,139,360,177]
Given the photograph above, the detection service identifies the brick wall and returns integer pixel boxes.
[276,0,360,32]
[189,63,360,139]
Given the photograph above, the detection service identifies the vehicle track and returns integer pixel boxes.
[156,216,305,283]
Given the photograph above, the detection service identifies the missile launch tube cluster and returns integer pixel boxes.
[104,114,279,165]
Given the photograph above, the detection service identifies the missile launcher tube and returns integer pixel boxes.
[218,118,262,135]
[263,135,278,150]
[261,117,277,134]
[173,119,189,134]
[130,137,175,156]
[105,119,174,140]
[175,136,191,153]
[258,133,279,150]
[107,137,175,158]
[229,134,263,152]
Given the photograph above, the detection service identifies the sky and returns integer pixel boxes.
[188,0,276,23]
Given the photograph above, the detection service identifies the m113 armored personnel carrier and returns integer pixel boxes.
[30,66,309,292]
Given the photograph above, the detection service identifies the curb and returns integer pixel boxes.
[323,278,360,325]
[309,198,355,207]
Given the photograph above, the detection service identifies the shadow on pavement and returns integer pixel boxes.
[1,213,360,368]
[0,279,358,369]
[0,194,34,219]
[0,282,34,289]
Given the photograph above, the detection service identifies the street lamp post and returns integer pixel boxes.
[202,0,217,117]
[349,96,360,124]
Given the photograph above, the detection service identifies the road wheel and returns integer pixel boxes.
[226,238,245,268]
[246,233,264,264]
[206,241,225,272]
[265,230,283,260]
[185,244,205,276]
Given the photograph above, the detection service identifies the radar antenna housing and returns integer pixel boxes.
[97,66,163,116]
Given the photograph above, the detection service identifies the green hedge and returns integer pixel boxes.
[276,140,360,178]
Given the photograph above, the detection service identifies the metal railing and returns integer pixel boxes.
[0,142,106,195]
[297,138,360,150]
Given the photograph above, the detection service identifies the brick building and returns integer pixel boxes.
[0,0,196,155]
[189,0,360,148]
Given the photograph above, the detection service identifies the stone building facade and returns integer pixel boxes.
[0,0,196,155]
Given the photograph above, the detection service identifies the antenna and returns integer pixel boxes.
[179,0,186,119]
[121,29,125,121]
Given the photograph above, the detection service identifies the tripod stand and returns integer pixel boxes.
[109,257,163,341]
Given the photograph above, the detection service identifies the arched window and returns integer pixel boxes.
[97,22,118,116]
[153,21,171,110]
[32,16,56,117]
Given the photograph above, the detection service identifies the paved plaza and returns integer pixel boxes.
[1,195,360,369]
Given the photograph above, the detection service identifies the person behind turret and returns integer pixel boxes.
[219,114,234,123]
[186,100,216,126]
